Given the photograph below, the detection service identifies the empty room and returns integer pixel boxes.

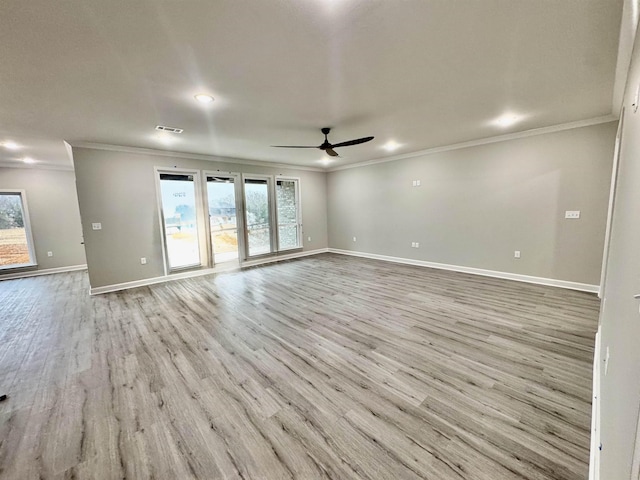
[1,1,639,479]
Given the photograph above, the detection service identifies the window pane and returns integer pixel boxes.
[0,194,33,267]
[276,180,300,250]
[159,175,201,269]
[244,179,271,256]
[207,177,239,263]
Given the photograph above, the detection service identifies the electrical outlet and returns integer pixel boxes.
[92,222,102,230]
[415,242,419,248]
[353,236,357,242]
[307,236,311,242]
[565,211,580,219]
[411,242,416,248]
[47,251,53,257]
[416,180,421,186]
[140,257,147,265]
[514,250,521,258]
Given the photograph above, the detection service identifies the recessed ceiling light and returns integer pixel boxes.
[493,113,522,128]
[382,140,401,152]
[2,141,20,150]
[22,157,36,164]
[194,94,214,104]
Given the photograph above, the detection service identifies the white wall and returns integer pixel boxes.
[327,122,617,287]
[0,167,86,275]
[597,16,640,479]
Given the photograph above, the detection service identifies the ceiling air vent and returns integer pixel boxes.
[155,125,184,134]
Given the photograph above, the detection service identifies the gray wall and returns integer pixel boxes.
[0,167,86,275]
[598,25,640,479]
[328,122,617,285]
[72,147,328,289]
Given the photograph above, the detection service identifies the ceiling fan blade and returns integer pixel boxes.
[326,148,339,157]
[272,145,319,148]
[330,136,374,148]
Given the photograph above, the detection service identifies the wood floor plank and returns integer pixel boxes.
[0,253,598,479]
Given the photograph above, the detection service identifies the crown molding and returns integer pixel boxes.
[69,141,325,172]
[327,114,618,172]
[0,161,74,172]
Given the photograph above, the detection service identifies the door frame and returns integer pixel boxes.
[154,167,208,274]
[274,175,303,252]
[202,170,244,267]
[241,173,276,259]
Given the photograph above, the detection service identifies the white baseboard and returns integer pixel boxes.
[90,248,329,295]
[328,248,600,293]
[0,264,87,281]
[240,248,329,268]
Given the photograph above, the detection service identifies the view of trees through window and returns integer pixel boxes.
[0,193,32,267]
[244,179,271,256]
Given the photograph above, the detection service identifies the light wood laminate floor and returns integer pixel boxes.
[0,254,599,479]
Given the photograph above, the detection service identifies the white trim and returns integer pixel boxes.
[0,161,74,172]
[0,264,87,281]
[328,248,599,293]
[328,115,618,172]
[89,248,329,295]
[589,326,602,480]
[599,111,624,299]
[241,247,327,268]
[70,142,324,172]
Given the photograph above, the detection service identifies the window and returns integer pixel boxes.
[275,178,301,250]
[158,171,204,271]
[243,176,273,257]
[206,175,241,264]
[155,169,303,271]
[0,191,36,269]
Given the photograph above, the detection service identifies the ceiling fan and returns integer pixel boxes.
[272,127,374,157]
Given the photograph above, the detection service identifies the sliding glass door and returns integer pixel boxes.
[158,172,203,271]
[243,176,273,257]
[206,175,240,264]
[275,178,301,250]
[156,170,303,271]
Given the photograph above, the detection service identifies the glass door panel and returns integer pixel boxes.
[207,176,239,264]
[159,173,201,270]
[276,179,300,250]
[0,192,35,268]
[244,178,272,256]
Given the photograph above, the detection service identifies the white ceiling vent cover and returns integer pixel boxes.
[155,125,184,134]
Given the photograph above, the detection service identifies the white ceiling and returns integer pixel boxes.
[0,0,624,170]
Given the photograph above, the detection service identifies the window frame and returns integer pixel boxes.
[0,189,37,270]
[154,167,208,274]
[202,170,245,266]
[241,173,276,259]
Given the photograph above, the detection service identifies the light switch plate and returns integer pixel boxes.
[92,222,102,230]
